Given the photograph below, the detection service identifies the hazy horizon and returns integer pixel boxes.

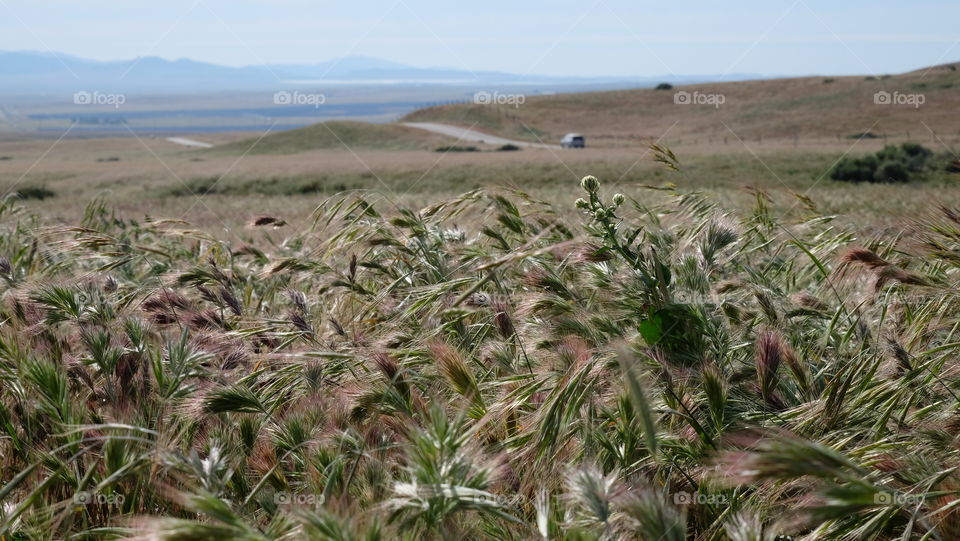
[1,0,957,78]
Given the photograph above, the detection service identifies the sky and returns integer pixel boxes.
[1,0,958,77]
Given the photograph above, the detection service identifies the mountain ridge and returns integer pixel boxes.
[0,50,768,95]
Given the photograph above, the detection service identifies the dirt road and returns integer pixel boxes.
[402,122,560,149]
[166,137,214,149]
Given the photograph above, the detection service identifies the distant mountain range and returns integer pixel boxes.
[0,50,768,96]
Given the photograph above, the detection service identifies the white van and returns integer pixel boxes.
[561,133,585,148]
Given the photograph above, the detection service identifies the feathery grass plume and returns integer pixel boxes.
[372,350,428,417]
[564,464,622,530]
[430,341,484,414]
[490,300,515,339]
[754,329,785,410]
[289,311,314,335]
[329,317,346,336]
[698,217,740,267]
[300,508,382,541]
[142,290,192,325]
[188,309,225,329]
[873,265,929,290]
[650,143,680,171]
[619,491,686,541]
[701,363,729,435]
[0,255,11,277]
[197,283,219,304]
[617,347,659,459]
[885,336,913,373]
[790,292,829,312]
[930,477,960,540]
[715,279,743,294]
[203,384,268,414]
[724,512,776,541]
[708,432,938,536]
[780,338,810,396]
[287,289,308,314]
[387,406,514,536]
[571,242,614,263]
[840,247,890,269]
[752,290,779,324]
[218,286,242,316]
[131,489,272,541]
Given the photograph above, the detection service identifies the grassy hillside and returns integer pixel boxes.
[403,63,960,146]
[213,120,457,154]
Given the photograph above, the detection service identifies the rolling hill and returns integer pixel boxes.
[403,63,960,147]
[212,120,457,154]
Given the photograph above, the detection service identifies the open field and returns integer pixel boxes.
[0,128,956,236]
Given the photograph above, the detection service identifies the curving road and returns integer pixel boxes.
[166,137,214,149]
[402,122,560,149]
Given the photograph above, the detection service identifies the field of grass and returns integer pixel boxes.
[4,166,960,539]
[2,131,956,236]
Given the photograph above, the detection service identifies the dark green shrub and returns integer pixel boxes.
[831,155,878,182]
[655,83,673,90]
[901,142,932,159]
[497,144,521,152]
[435,146,479,153]
[15,186,55,200]
[874,160,910,183]
[831,143,938,183]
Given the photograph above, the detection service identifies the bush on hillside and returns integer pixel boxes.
[655,82,673,90]
[874,160,910,183]
[15,186,55,200]
[830,143,937,183]
[435,145,479,152]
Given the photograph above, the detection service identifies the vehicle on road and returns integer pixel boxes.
[561,133,585,148]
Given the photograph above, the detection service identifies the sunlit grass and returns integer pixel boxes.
[1,163,960,539]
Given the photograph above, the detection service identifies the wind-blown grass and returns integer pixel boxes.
[1,162,959,540]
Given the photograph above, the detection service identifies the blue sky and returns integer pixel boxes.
[1,0,957,76]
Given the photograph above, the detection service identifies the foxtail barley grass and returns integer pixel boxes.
[1,168,960,540]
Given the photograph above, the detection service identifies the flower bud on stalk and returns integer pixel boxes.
[580,175,600,193]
